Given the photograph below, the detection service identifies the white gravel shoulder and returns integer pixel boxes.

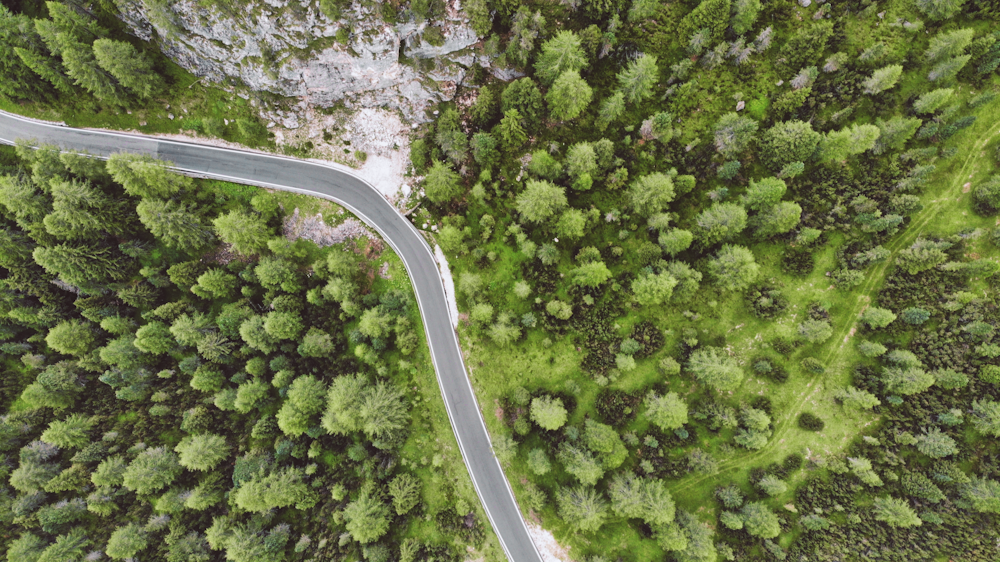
[434,244,459,328]
[356,153,409,199]
[526,523,570,562]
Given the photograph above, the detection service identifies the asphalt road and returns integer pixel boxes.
[0,111,542,562]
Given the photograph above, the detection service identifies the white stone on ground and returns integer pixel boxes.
[526,523,570,562]
[434,245,459,328]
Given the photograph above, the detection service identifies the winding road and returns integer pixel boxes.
[0,111,542,562]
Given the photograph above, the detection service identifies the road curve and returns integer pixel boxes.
[0,111,542,562]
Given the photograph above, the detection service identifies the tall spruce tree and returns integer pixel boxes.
[93,39,164,99]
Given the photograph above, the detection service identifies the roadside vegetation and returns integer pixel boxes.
[0,143,499,562]
[413,0,1000,559]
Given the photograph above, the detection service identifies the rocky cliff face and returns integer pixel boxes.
[118,0,485,123]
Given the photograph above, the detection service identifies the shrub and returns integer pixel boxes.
[798,412,825,431]
[781,246,815,276]
[800,358,825,374]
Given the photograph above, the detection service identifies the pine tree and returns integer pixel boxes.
[40,413,93,448]
[175,433,229,471]
[6,533,46,562]
[433,108,467,166]
[730,0,762,35]
[617,54,658,104]
[557,486,608,533]
[43,178,114,239]
[343,489,390,544]
[925,29,974,63]
[359,381,408,441]
[33,243,129,287]
[106,524,148,560]
[39,528,90,562]
[897,238,950,274]
[915,427,958,458]
[547,70,593,121]
[500,78,544,125]
[21,361,85,410]
[388,473,421,515]
[961,477,1000,514]
[276,375,326,437]
[92,39,164,99]
[714,112,759,158]
[863,64,903,95]
[60,40,129,106]
[46,319,95,356]
[873,496,922,527]
[107,153,192,199]
[212,210,272,255]
[678,0,731,44]
[558,441,604,484]
[740,502,780,538]
[122,446,182,494]
[913,88,954,114]
[836,386,881,410]
[91,456,128,487]
[0,8,56,102]
[470,132,499,171]
[422,160,462,203]
[497,109,528,150]
[136,198,215,252]
[515,180,567,224]
[627,173,675,216]
[535,31,587,85]
[928,55,970,82]
[645,391,688,431]
[596,91,625,132]
[915,0,966,21]
[860,306,896,328]
[45,1,107,43]
[688,346,744,391]
[505,8,545,68]
[872,116,922,154]
[14,46,76,94]
[971,400,1000,436]
[233,466,316,512]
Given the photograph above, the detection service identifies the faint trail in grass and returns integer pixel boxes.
[669,122,1000,496]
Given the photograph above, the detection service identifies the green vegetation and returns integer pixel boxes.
[0,1,272,146]
[0,146,497,561]
[413,0,1000,559]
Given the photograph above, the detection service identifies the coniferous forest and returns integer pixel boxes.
[0,143,492,562]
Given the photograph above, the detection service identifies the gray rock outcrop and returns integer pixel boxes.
[117,0,486,123]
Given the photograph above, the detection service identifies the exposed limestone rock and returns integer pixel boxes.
[117,0,486,123]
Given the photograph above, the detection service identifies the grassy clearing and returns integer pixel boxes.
[454,89,1000,559]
